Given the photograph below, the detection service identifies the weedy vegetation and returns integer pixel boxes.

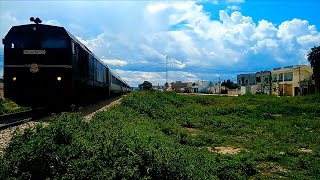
[1,92,319,179]
[0,99,31,115]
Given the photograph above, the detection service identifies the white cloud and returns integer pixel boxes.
[101,59,128,66]
[44,20,61,26]
[147,3,168,14]
[227,5,241,11]
[277,18,317,39]
[0,13,21,39]
[167,57,186,69]
[297,35,320,47]
[1,1,319,86]
[196,0,219,4]
[226,0,245,3]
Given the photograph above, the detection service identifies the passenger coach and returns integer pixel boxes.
[2,17,131,108]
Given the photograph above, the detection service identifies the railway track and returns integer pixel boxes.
[0,108,48,130]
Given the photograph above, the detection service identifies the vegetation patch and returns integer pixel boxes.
[0,99,30,115]
[184,127,198,136]
[298,147,313,153]
[207,146,242,155]
[1,91,319,179]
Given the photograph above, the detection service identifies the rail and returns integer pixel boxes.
[0,108,47,130]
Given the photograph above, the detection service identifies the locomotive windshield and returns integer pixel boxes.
[5,35,67,49]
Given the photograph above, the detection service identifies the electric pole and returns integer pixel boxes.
[218,77,221,94]
[269,73,272,95]
[166,55,168,88]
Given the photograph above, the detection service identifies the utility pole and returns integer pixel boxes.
[165,55,168,89]
[298,66,301,95]
[218,77,221,94]
[269,73,272,95]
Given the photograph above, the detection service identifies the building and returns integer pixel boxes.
[237,72,271,94]
[237,73,256,86]
[271,65,313,96]
[191,81,218,93]
[255,71,271,94]
[171,81,192,92]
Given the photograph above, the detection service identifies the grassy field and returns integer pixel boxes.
[1,92,319,179]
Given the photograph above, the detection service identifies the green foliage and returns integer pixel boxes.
[307,45,320,92]
[1,92,320,179]
[221,79,238,89]
[0,99,30,115]
[138,81,153,91]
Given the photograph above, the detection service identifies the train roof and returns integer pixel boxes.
[4,23,130,87]
[4,24,107,68]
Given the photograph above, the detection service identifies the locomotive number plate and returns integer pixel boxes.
[23,50,46,54]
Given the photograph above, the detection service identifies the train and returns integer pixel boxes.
[2,17,131,108]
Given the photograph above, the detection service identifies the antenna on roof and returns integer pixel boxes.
[30,17,42,24]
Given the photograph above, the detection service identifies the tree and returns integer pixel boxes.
[221,79,238,89]
[307,46,320,93]
[138,81,153,90]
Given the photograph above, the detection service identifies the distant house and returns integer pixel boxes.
[271,65,314,96]
[255,71,271,94]
[171,81,192,93]
[237,73,256,86]
[237,72,271,94]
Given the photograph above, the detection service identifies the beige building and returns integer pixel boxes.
[271,65,313,96]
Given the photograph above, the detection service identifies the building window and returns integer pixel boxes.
[245,80,248,84]
[272,75,277,82]
[279,73,283,81]
[284,72,293,81]
[256,77,261,83]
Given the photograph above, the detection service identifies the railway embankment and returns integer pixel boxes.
[1,92,319,179]
[0,96,123,158]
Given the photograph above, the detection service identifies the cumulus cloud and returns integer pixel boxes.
[1,1,319,86]
[56,5,320,85]
[226,0,245,3]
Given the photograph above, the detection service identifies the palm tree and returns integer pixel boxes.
[307,46,320,93]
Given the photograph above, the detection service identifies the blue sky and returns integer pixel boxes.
[1,0,319,86]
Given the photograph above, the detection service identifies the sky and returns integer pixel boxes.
[1,0,319,87]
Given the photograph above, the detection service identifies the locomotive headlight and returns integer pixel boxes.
[12,77,17,81]
[57,76,62,81]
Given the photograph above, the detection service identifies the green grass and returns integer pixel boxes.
[1,92,319,179]
[0,99,31,115]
